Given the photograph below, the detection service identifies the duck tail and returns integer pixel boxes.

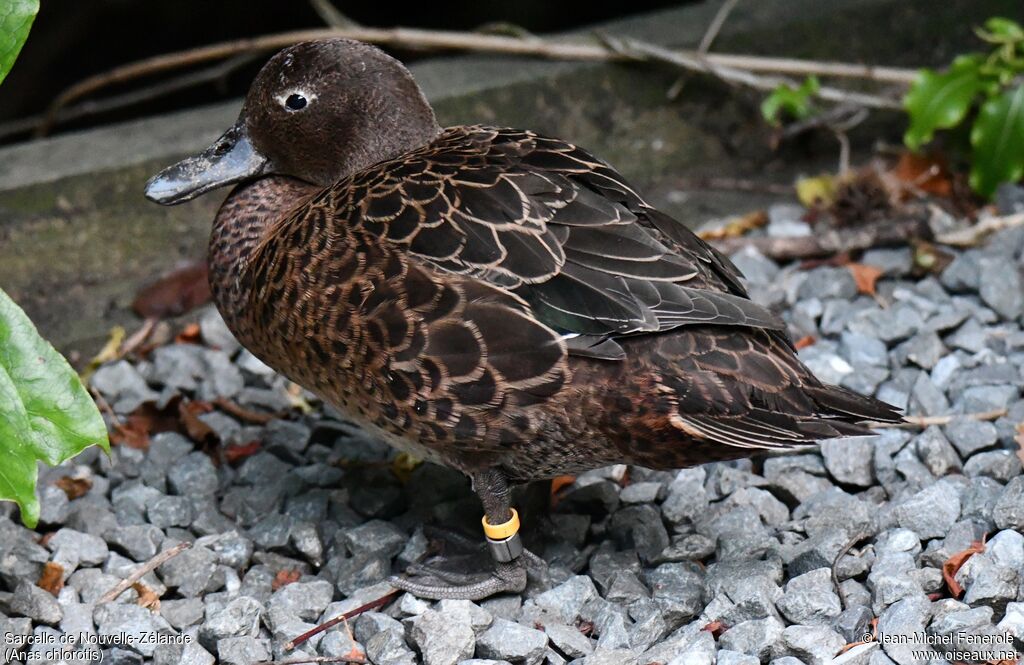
[804,384,903,425]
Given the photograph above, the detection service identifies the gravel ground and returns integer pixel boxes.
[3,201,1024,665]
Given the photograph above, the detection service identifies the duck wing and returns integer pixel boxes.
[332,125,781,350]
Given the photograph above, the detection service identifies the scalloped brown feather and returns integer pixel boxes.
[207,125,901,481]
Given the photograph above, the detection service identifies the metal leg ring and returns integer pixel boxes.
[486,531,524,563]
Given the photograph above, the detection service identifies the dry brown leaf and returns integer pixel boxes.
[837,639,871,656]
[179,400,217,446]
[794,335,817,350]
[549,475,576,508]
[799,251,854,271]
[942,539,986,598]
[109,397,189,450]
[224,441,262,465]
[37,562,65,595]
[132,261,211,319]
[891,151,953,198]
[54,476,92,500]
[698,210,768,241]
[110,418,153,450]
[575,619,595,637]
[701,620,727,639]
[132,582,161,610]
[174,323,202,345]
[213,397,277,424]
[272,569,301,590]
[848,263,885,296]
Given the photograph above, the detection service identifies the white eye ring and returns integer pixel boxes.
[279,89,316,112]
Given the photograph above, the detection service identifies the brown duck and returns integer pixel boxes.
[146,39,901,599]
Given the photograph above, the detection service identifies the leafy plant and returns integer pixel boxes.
[0,0,108,527]
[761,75,820,126]
[904,17,1024,197]
[0,289,109,527]
[0,0,38,84]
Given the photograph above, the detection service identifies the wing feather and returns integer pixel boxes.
[334,125,779,348]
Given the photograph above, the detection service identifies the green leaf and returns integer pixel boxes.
[0,288,109,528]
[977,17,1024,44]
[970,84,1024,198]
[0,0,38,86]
[760,76,820,126]
[903,57,987,150]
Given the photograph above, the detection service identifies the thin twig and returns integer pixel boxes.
[674,176,794,195]
[255,657,367,665]
[308,0,361,29]
[89,387,123,429]
[835,130,851,176]
[283,590,399,651]
[38,26,917,135]
[213,397,279,425]
[935,212,1024,247]
[0,54,257,141]
[670,0,740,102]
[119,317,158,358]
[867,408,1008,430]
[832,530,866,611]
[606,36,901,110]
[698,0,741,54]
[98,542,191,603]
[778,103,866,142]
[711,216,929,260]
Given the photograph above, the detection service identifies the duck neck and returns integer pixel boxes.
[208,176,316,330]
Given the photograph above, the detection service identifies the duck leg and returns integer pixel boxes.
[389,468,542,600]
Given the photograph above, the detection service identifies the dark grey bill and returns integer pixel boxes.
[144,123,269,205]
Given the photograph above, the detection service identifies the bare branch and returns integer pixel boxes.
[698,0,741,54]
[711,217,930,260]
[16,53,258,140]
[308,0,361,29]
[832,531,867,610]
[38,26,916,135]
[673,176,793,195]
[99,542,191,604]
[283,590,399,651]
[254,657,367,665]
[614,37,902,110]
[936,212,1024,247]
[867,408,1008,430]
[835,131,851,175]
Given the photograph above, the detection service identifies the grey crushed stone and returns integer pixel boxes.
[0,220,1021,664]
[408,609,476,665]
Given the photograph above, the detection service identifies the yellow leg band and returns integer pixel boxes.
[482,508,520,540]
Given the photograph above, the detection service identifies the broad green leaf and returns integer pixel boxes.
[904,57,986,150]
[761,76,820,126]
[0,0,38,86]
[0,287,109,527]
[970,84,1024,197]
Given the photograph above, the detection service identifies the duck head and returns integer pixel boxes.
[145,39,441,204]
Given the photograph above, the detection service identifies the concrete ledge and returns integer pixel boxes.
[0,0,1007,191]
[0,0,1015,356]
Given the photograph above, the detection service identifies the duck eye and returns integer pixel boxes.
[284,93,308,111]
